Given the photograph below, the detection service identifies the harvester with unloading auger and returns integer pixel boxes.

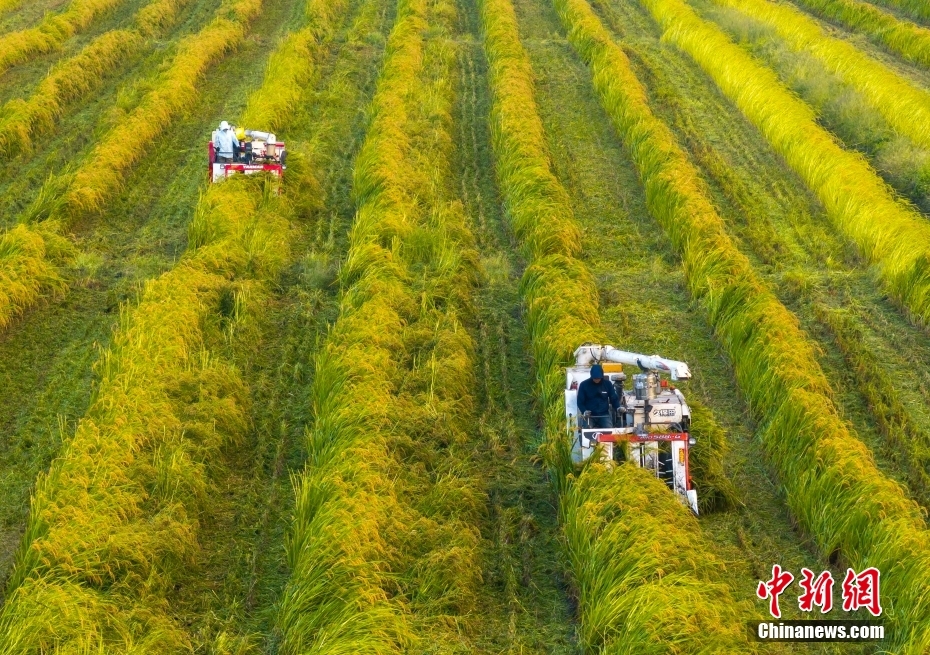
[566,343,699,514]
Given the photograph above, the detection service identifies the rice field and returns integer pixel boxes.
[0,0,928,652]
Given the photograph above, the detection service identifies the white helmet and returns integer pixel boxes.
[219,120,230,131]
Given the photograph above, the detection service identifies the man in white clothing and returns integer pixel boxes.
[213,120,239,163]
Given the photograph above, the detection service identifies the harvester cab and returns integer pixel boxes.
[565,343,699,515]
[208,126,286,183]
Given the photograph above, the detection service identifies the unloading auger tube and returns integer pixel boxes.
[573,344,692,380]
[566,343,699,514]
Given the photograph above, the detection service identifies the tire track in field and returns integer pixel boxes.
[590,0,930,510]
[515,1,870,651]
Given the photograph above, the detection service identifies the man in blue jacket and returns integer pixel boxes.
[576,364,621,429]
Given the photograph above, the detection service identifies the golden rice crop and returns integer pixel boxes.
[715,0,930,150]
[0,0,128,76]
[793,0,930,69]
[136,0,194,36]
[641,0,930,328]
[0,0,22,16]
[480,1,752,652]
[0,174,291,652]
[0,223,70,329]
[275,0,489,651]
[563,464,754,653]
[559,0,930,649]
[240,0,349,131]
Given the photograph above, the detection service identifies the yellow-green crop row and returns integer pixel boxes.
[481,0,754,652]
[713,0,930,150]
[0,0,128,76]
[0,30,142,159]
[792,0,930,69]
[0,0,355,643]
[242,0,351,130]
[0,174,291,652]
[642,0,930,328]
[0,0,194,160]
[274,0,491,651]
[0,224,69,329]
[136,0,193,36]
[558,0,930,649]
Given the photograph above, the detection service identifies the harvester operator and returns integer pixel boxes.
[213,120,240,163]
[577,364,621,429]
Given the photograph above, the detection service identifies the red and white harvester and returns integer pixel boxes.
[565,344,699,514]
[208,127,287,183]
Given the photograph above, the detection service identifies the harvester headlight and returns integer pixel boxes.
[688,436,697,446]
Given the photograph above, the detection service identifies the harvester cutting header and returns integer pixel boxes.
[208,120,287,183]
[565,344,699,514]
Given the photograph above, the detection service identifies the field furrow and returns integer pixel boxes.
[454,0,579,649]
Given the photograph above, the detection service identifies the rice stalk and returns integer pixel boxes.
[558,0,930,649]
[0,223,70,329]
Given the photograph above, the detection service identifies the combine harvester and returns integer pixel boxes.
[207,125,287,183]
[566,343,699,514]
